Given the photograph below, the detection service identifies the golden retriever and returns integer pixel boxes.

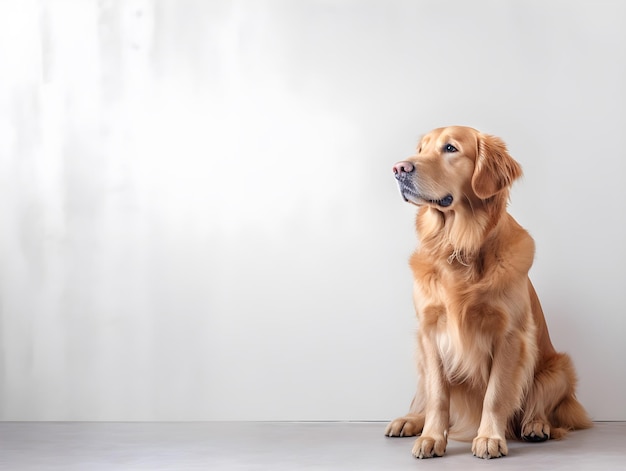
[385,126,591,459]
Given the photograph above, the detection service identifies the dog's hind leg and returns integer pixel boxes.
[385,412,425,437]
[520,353,592,441]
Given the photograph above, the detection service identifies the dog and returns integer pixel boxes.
[385,126,591,459]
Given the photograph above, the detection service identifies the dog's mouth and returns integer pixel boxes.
[400,187,454,208]
[395,171,454,208]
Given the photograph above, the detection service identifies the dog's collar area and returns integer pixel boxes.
[447,249,473,266]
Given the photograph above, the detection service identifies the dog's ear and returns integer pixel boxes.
[472,134,523,199]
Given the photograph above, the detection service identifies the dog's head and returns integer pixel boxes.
[393,126,522,210]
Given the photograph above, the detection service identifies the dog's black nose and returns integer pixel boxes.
[392,161,414,178]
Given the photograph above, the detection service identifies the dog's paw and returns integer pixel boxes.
[384,415,424,437]
[522,421,550,442]
[412,435,447,459]
[471,436,508,459]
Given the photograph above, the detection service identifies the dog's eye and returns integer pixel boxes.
[443,144,458,153]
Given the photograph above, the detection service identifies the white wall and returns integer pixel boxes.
[0,0,624,421]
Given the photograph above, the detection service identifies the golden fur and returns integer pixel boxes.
[385,126,591,459]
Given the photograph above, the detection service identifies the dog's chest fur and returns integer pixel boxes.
[413,257,508,388]
[411,208,536,388]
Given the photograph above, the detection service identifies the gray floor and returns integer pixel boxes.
[0,422,624,470]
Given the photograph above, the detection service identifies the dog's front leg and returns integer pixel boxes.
[412,334,450,459]
[472,335,529,459]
